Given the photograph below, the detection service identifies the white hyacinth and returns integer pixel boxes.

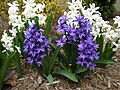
[113,16,120,28]
[1,31,14,52]
[22,0,46,25]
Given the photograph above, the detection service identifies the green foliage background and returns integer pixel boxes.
[85,0,116,20]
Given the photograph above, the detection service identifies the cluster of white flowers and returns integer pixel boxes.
[22,0,46,25]
[1,30,14,52]
[1,0,46,54]
[65,0,120,51]
[8,1,24,30]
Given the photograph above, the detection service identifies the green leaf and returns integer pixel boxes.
[13,51,22,75]
[50,43,67,64]
[53,70,78,82]
[57,59,67,70]
[45,15,53,38]
[105,41,111,51]
[0,51,6,63]
[94,59,115,64]
[0,51,17,90]
[71,43,78,65]
[63,44,70,60]
[74,66,88,74]
[0,41,3,52]
[18,31,24,43]
[41,58,49,75]
[96,35,104,53]
[17,31,24,52]
[46,74,53,84]
[48,47,60,74]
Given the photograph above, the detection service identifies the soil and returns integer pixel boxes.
[0,13,120,90]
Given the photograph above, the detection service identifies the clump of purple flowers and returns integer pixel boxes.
[23,24,49,67]
[56,15,99,69]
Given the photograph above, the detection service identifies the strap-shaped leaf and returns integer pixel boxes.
[71,43,78,65]
[50,43,68,64]
[74,66,88,74]
[57,59,67,70]
[46,74,53,84]
[0,51,17,90]
[0,51,6,64]
[94,59,115,64]
[13,51,22,75]
[48,47,60,74]
[45,15,53,38]
[0,41,3,52]
[96,35,104,53]
[53,70,78,82]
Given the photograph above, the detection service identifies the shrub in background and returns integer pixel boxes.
[85,0,116,20]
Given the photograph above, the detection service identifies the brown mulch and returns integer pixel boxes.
[8,54,120,90]
[2,50,119,90]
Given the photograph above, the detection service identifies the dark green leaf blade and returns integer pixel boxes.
[50,43,67,64]
[53,70,78,82]
[48,47,60,74]
[74,66,88,74]
[94,59,115,64]
[96,35,104,53]
[0,51,17,90]
[45,15,53,38]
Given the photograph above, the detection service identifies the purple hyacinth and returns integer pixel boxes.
[56,14,99,69]
[23,24,49,67]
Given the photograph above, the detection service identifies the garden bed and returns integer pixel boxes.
[0,1,120,89]
[2,53,120,90]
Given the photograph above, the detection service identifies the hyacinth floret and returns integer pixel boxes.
[56,14,99,69]
[23,24,49,67]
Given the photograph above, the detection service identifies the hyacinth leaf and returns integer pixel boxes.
[100,41,115,59]
[0,41,3,52]
[74,66,88,74]
[0,51,17,90]
[63,44,71,60]
[18,31,24,44]
[53,70,78,82]
[45,15,53,38]
[104,48,114,58]
[42,58,49,75]
[108,51,116,59]
[94,59,115,65]
[34,17,39,28]
[48,46,60,74]
[46,74,53,84]
[96,35,104,53]
[105,41,111,50]
[18,31,24,51]
[0,51,6,68]
[57,59,67,70]
[50,43,68,64]
[71,43,78,65]
[13,50,22,75]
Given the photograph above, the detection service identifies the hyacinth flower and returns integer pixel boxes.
[23,23,49,67]
[56,14,99,69]
[51,14,100,82]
